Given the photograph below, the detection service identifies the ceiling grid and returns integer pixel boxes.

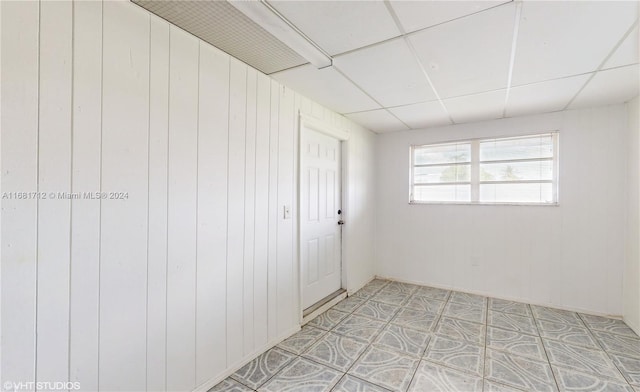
[502,2,523,118]
[132,0,639,133]
[564,18,640,110]
[382,0,455,126]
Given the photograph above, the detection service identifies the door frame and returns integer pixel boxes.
[297,113,350,324]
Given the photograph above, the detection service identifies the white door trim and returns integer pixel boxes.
[297,113,349,324]
[300,113,350,141]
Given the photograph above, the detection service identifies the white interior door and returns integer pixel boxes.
[301,126,342,310]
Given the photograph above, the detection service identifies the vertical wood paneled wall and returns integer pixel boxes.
[0,1,377,390]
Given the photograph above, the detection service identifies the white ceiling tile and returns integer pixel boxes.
[388,101,451,129]
[346,109,410,133]
[268,0,400,56]
[408,4,516,99]
[570,64,639,109]
[390,0,509,34]
[271,64,380,114]
[506,74,590,118]
[334,39,437,107]
[512,1,638,86]
[270,64,380,113]
[604,24,639,69]
[444,90,506,124]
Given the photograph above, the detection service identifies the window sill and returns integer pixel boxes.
[409,201,559,207]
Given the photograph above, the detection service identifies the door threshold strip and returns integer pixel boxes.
[302,288,347,325]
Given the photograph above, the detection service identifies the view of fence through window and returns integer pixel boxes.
[410,132,559,204]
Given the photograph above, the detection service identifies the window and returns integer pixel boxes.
[410,132,559,204]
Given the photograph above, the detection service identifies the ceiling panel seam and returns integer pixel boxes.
[340,62,639,117]
[563,18,639,110]
[261,0,333,61]
[502,1,523,117]
[332,66,411,129]
[330,0,514,60]
[383,0,455,125]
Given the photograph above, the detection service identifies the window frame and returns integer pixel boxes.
[409,131,559,206]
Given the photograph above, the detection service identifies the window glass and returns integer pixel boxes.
[414,143,470,165]
[413,185,471,202]
[410,132,558,204]
[414,165,471,184]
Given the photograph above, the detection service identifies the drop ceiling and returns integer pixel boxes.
[133,0,639,133]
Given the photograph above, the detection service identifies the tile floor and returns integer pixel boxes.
[210,279,640,391]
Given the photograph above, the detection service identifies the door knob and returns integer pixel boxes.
[338,220,344,225]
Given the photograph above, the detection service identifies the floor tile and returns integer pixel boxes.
[404,295,445,314]
[351,289,377,300]
[488,310,538,335]
[485,349,558,392]
[610,354,640,386]
[333,296,367,313]
[449,292,488,308]
[353,301,400,322]
[489,298,532,317]
[278,326,326,355]
[348,345,420,392]
[308,309,350,331]
[209,378,253,392]
[580,314,639,339]
[354,281,387,299]
[302,332,368,372]
[367,279,390,290]
[443,302,487,324]
[390,308,438,332]
[383,281,418,296]
[434,317,485,345]
[408,360,483,392]
[413,286,450,301]
[552,366,634,392]
[333,314,386,343]
[424,335,484,376]
[592,331,640,359]
[487,326,547,362]
[536,319,600,350]
[543,339,624,381]
[532,306,584,326]
[483,379,528,391]
[332,374,393,392]
[371,290,410,307]
[253,281,640,392]
[259,357,342,392]
[231,347,295,389]
[374,324,431,357]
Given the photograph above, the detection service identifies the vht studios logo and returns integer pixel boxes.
[3,381,81,391]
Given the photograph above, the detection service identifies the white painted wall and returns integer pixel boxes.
[344,123,378,293]
[0,1,377,391]
[625,96,640,333]
[375,105,628,317]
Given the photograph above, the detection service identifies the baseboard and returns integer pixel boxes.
[192,324,301,392]
[193,276,378,392]
[376,274,624,320]
[623,315,640,336]
[347,275,376,296]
